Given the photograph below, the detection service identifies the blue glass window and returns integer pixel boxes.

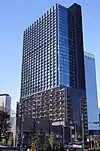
[58,5,69,87]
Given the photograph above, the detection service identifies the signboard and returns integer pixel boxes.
[67,144,82,149]
[52,121,64,126]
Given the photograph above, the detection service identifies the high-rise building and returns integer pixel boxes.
[0,94,11,114]
[84,52,99,130]
[17,3,88,146]
[20,3,85,99]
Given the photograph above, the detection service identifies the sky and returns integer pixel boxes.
[0,0,100,111]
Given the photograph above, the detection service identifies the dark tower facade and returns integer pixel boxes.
[68,3,86,90]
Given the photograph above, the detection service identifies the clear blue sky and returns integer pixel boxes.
[0,0,100,111]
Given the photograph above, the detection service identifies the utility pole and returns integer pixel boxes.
[19,103,22,151]
[61,124,63,145]
[33,119,35,134]
[70,126,72,143]
[74,122,77,141]
[49,119,51,135]
[81,113,84,151]
[21,115,24,150]
[18,102,24,151]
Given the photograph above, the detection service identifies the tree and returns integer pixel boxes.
[1,135,6,145]
[0,110,11,143]
[35,129,45,151]
[8,132,13,146]
[49,132,55,148]
[35,129,50,151]
[28,133,37,147]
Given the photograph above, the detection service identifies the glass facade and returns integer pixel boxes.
[58,5,69,87]
[84,52,99,130]
[21,4,71,98]
[21,3,86,99]
[21,5,58,98]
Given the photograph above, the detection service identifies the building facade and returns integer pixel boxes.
[20,3,85,99]
[10,116,16,146]
[17,3,88,146]
[84,52,99,130]
[0,94,11,114]
[17,87,88,145]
